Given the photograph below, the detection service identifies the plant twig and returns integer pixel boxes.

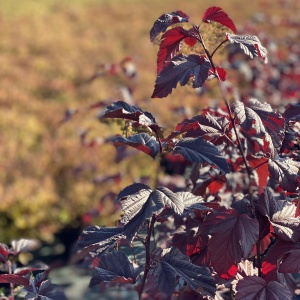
[138,216,156,300]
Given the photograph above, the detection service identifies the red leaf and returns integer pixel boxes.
[262,241,300,282]
[215,67,227,81]
[236,276,292,300]
[157,27,198,74]
[257,187,300,242]
[202,6,237,33]
[0,274,30,286]
[202,208,259,278]
[248,156,269,193]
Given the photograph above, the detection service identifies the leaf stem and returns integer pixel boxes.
[211,40,229,58]
[7,261,14,300]
[256,241,262,277]
[218,82,255,215]
[138,216,156,300]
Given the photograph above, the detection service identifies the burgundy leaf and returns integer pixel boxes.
[173,137,230,174]
[202,6,237,33]
[118,185,152,225]
[151,247,216,297]
[235,276,292,300]
[0,274,30,286]
[268,156,300,192]
[152,54,211,98]
[113,133,160,159]
[24,273,67,300]
[14,263,48,276]
[226,33,268,63]
[76,226,125,256]
[247,99,285,152]
[155,186,185,214]
[215,67,227,81]
[231,100,277,156]
[157,27,198,74]
[248,156,269,193]
[262,241,300,282]
[150,11,189,42]
[279,249,300,273]
[102,101,160,132]
[257,187,300,242]
[90,251,141,286]
[167,112,232,146]
[202,208,259,278]
[116,182,150,202]
[282,102,300,122]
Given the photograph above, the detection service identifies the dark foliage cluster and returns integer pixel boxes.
[72,6,300,300]
[1,5,300,300]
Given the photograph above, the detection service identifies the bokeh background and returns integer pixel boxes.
[0,0,299,260]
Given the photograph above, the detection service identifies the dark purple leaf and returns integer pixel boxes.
[173,137,229,174]
[150,11,189,42]
[155,186,184,215]
[102,101,160,132]
[90,251,142,286]
[231,100,277,156]
[262,241,300,282]
[166,111,232,146]
[279,249,300,273]
[113,133,160,159]
[226,33,268,63]
[151,247,216,297]
[120,185,184,241]
[247,99,285,152]
[76,226,125,256]
[202,208,259,278]
[282,102,300,122]
[0,274,30,286]
[235,276,292,300]
[152,54,211,98]
[116,182,150,202]
[257,188,300,242]
[268,157,300,192]
[23,273,67,300]
[157,26,198,74]
[202,6,237,33]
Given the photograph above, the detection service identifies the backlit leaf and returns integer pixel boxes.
[268,157,300,192]
[157,27,198,74]
[257,188,300,242]
[202,6,237,33]
[226,33,268,63]
[202,208,259,278]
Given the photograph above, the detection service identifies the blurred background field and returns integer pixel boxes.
[0,0,299,259]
